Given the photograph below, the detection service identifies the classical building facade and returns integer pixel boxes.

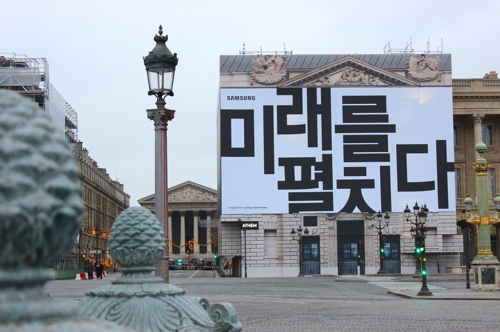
[218,53,465,277]
[71,141,130,266]
[138,181,219,260]
[1,53,131,271]
[454,71,500,262]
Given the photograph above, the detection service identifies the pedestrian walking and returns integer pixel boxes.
[88,260,93,280]
[95,261,103,279]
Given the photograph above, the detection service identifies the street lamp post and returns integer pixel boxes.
[404,202,432,296]
[290,226,309,277]
[463,141,500,291]
[144,25,178,284]
[372,211,390,274]
[404,203,423,275]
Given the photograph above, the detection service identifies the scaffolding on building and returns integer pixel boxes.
[383,38,444,55]
[239,42,292,55]
[0,52,49,108]
[0,53,78,142]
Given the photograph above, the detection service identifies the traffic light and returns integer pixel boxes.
[357,240,364,265]
[214,253,219,266]
[415,236,425,254]
[177,258,182,266]
[380,237,387,254]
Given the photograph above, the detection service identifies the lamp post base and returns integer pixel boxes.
[471,260,500,291]
[417,287,433,296]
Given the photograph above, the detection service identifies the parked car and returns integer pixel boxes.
[195,258,205,270]
[168,259,175,270]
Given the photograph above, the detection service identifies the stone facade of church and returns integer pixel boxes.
[138,181,219,260]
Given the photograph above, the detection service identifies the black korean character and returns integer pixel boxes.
[436,140,454,209]
[396,144,435,192]
[220,109,254,157]
[307,88,332,151]
[337,167,375,213]
[343,135,390,162]
[337,166,392,213]
[288,192,333,214]
[278,154,332,190]
[335,96,396,134]
[277,88,305,135]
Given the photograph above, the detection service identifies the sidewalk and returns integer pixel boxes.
[334,274,500,300]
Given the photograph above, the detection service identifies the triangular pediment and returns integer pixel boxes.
[137,181,218,205]
[280,56,417,87]
[168,181,217,203]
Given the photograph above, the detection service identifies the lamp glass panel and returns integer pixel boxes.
[147,68,164,92]
[163,70,175,92]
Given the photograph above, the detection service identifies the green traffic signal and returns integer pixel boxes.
[422,270,427,276]
[380,248,385,253]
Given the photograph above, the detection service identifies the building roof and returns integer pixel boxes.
[220,53,451,73]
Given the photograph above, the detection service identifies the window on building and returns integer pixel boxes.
[303,216,318,227]
[488,168,496,198]
[454,125,458,146]
[264,229,277,257]
[455,168,461,198]
[482,124,493,146]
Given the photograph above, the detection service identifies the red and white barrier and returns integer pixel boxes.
[75,273,87,280]
[75,271,108,280]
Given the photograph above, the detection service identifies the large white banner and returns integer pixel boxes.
[220,87,454,214]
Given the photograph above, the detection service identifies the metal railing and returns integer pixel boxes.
[302,261,320,276]
[338,261,365,275]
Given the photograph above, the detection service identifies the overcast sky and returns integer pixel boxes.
[2,1,499,206]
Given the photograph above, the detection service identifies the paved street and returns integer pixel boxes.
[46,272,500,331]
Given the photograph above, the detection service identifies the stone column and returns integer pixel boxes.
[180,211,186,254]
[473,113,485,159]
[147,99,174,284]
[193,211,199,254]
[168,211,173,254]
[207,211,213,254]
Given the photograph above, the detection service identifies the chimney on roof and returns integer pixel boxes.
[483,71,498,79]
[77,141,83,155]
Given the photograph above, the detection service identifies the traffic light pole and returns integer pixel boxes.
[417,222,432,296]
[372,211,390,274]
[404,202,433,296]
[244,229,247,278]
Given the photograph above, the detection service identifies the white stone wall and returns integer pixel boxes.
[221,211,462,277]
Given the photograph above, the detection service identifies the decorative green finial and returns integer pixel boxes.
[475,141,487,156]
[0,90,130,331]
[79,207,242,331]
